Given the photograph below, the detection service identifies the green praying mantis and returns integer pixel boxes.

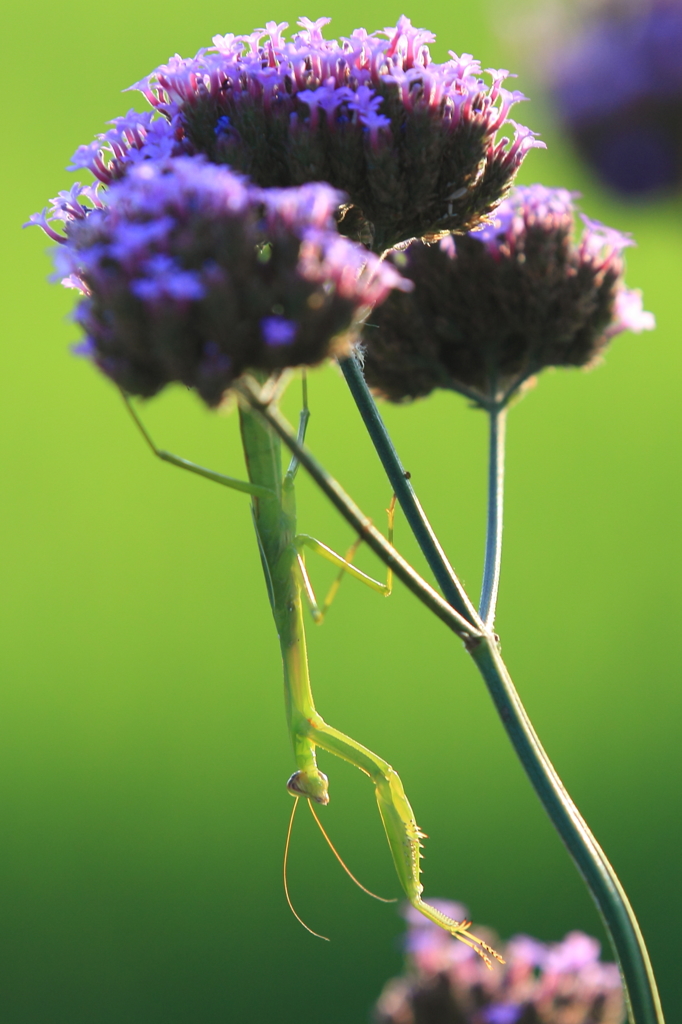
[122,374,502,968]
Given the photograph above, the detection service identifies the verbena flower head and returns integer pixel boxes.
[26,158,408,405]
[374,901,625,1024]
[549,1,682,195]
[69,15,544,253]
[361,184,654,406]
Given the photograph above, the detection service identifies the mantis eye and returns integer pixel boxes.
[286,769,329,805]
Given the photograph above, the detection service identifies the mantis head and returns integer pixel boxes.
[286,769,329,805]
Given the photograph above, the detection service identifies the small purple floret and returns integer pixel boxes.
[261,316,297,347]
[484,1006,523,1024]
[71,338,96,358]
[544,930,600,973]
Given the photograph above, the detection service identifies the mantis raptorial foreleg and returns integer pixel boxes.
[287,712,503,968]
[295,496,396,623]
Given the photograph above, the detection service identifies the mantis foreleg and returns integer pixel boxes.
[287,710,502,967]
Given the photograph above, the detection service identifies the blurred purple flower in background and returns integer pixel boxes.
[549,0,682,195]
[374,900,625,1024]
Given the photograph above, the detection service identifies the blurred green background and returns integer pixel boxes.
[5,1,681,1021]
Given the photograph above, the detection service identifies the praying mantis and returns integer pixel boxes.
[122,375,501,967]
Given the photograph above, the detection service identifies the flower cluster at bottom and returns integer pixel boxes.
[374,901,624,1024]
[28,157,408,406]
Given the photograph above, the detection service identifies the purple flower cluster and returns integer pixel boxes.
[362,185,654,405]
[69,16,544,252]
[28,15,653,416]
[549,1,682,194]
[374,900,625,1024]
[28,158,408,405]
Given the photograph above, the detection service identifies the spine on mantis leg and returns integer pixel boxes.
[238,403,500,963]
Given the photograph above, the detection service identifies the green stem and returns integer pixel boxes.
[339,356,480,628]
[479,406,507,628]
[471,638,663,1024]
[243,379,664,1024]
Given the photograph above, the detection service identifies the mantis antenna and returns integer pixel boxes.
[307,800,397,904]
[283,797,330,941]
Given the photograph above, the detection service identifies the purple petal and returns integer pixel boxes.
[261,316,297,347]
[484,1005,523,1024]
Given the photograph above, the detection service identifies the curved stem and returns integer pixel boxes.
[479,406,507,628]
[471,637,663,1024]
[258,374,664,1024]
[339,356,481,629]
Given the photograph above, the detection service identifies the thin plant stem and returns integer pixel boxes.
[242,376,664,1024]
[471,638,663,1024]
[479,406,507,628]
[339,355,481,629]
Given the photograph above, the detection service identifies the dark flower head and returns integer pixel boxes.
[549,1,682,195]
[374,902,625,1024]
[69,15,544,253]
[26,158,408,405]
[361,184,654,407]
